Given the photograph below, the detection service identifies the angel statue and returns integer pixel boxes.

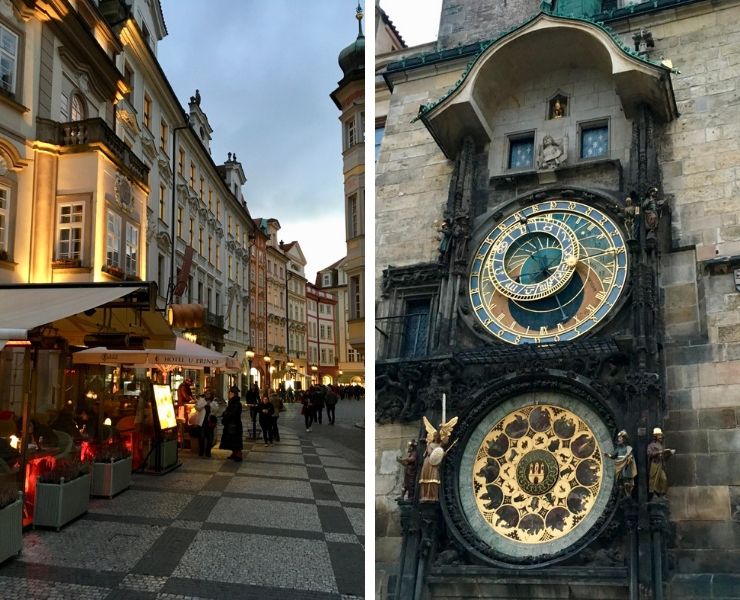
[419,415,458,503]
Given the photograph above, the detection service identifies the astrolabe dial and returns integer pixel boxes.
[469,199,628,344]
[488,217,580,302]
[472,405,603,545]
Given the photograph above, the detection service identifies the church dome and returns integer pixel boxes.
[338,4,365,77]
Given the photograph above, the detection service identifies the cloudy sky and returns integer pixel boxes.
[378,0,442,47]
[158,0,361,281]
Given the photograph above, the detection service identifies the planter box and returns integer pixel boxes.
[33,473,91,530]
[90,456,132,498]
[0,493,22,563]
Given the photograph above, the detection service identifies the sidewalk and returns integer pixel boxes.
[0,404,365,599]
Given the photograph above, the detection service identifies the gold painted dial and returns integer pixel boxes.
[472,404,603,545]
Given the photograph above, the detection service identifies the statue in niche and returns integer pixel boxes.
[538,135,567,169]
[419,415,458,502]
[549,96,567,119]
[607,430,637,497]
[622,192,640,241]
[642,186,662,234]
[396,439,419,500]
[647,427,675,498]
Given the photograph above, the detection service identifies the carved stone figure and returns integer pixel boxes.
[551,98,565,118]
[436,218,452,264]
[419,415,458,502]
[396,440,419,500]
[607,430,637,496]
[538,135,567,169]
[647,427,675,497]
[642,186,661,233]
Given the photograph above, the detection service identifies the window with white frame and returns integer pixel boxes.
[347,193,360,238]
[69,92,86,121]
[106,211,122,268]
[0,185,8,255]
[350,275,362,320]
[344,117,357,149]
[0,24,19,95]
[125,222,138,275]
[56,202,84,261]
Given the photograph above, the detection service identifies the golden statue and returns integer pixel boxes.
[419,415,458,502]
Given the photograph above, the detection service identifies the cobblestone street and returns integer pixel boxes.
[0,401,365,599]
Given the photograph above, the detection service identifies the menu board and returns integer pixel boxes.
[152,385,177,430]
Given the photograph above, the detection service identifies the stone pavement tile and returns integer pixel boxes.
[325,532,360,544]
[326,541,365,597]
[207,496,323,531]
[236,461,309,479]
[0,562,125,589]
[307,465,329,480]
[318,456,361,470]
[247,453,305,465]
[131,527,198,577]
[0,575,111,600]
[201,473,232,493]
[332,484,364,505]
[316,448,340,457]
[343,507,365,537]
[88,489,193,520]
[20,521,166,572]
[317,505,356,535]
[131,472,212,492]
[170,520,203,531]
[225,475,314,498]
[171,530,339,594]
[304,455,323,465]
[195,491,222,497]
[248,445,303,455]
[119,574,167,593]
[162,579,341,600]
[201,521,324,540]
[324,467,364,484]
[106,590,157,599]
[177,495,219,522]
[316,499,342,507]
[311,482,340,502]
[84,513,170,527]
[175,456,226,472]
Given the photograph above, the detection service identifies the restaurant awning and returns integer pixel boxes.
[72,337,240,371]
[0,282,174,350]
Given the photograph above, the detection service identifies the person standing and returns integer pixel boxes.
[258,394,275,446]
[313,385,325,425]
[177,377,194,408]
[219,386,243,461]
[246,383,260,440]
[302,389,314,432]
[325,385,338,425]
[269,392,282,442]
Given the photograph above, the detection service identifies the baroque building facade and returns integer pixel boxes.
[376,1,740,598]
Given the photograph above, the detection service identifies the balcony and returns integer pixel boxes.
[36,117,149,186]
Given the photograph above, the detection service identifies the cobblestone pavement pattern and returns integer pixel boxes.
[0,401,365,599]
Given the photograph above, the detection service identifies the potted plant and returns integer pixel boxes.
[0,480,22,563]
[90,441,132,498]
[33,456,91,530]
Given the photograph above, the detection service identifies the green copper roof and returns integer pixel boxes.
[411,10,674,122]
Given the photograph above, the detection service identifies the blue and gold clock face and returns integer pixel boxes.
[469,200,628,344]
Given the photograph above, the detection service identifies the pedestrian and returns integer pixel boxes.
[190,394,210,457]
[313,385,325,425]
[246,383,260,439]
[325,385,339,425]
[219,386,243,461]
[302,389,314,432]
[270,392,283,442]
[258,394,275,446]
[177,377,194,408]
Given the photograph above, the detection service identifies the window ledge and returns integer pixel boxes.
[0,91,29,114]
[491,158,620,186]
[52,265,92,274]
[0,258,17,271]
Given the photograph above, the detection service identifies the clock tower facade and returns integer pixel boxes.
[376,1,740,598]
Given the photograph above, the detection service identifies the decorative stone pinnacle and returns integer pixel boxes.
[356,2,364,37]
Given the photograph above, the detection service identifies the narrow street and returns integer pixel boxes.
[0,400,365,600]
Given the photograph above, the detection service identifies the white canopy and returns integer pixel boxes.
[0,283,169,350]
[72,337,240,371]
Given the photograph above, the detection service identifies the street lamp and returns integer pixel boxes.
[264,354,271,393]
[245,347,255,389]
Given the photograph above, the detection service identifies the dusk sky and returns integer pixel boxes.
[158,1,361,281]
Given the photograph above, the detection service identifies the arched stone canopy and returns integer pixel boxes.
[420,13,678,158]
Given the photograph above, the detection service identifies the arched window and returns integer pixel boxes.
[69,92,87,121]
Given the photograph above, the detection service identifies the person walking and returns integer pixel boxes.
[246,383,260,440]
[269,392,283,442]
[325,385,339,425]
[258,394,275,446]
[302,388,314,432]
[313,385,325,425]
[191,394,209,457]
[219,386,243,461]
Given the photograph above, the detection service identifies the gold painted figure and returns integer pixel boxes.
[607,430,637,496]
[419,415,458,503]
[647,427,675,497]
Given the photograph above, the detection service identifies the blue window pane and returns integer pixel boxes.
[581,126,608,158]
[401,299,430,358]
[375,126,385,162]
[509,138,534,169]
